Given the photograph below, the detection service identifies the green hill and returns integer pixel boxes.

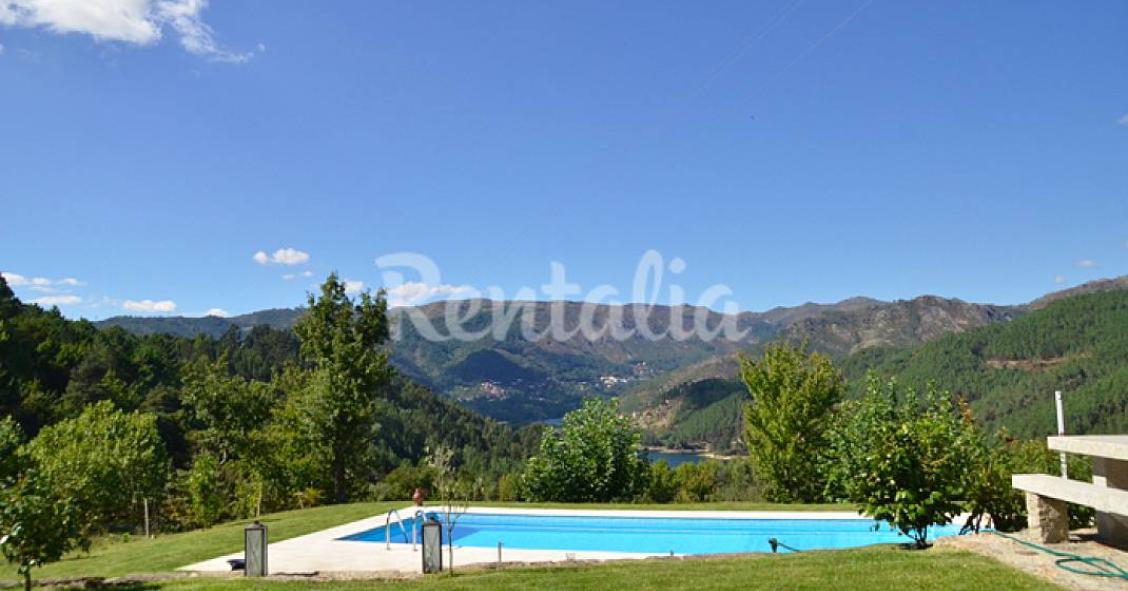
[840,288,1128,438]
[97,293,1016,424]
[628,285,1128,449]
[634,377,747,453]
[0,279,532,477]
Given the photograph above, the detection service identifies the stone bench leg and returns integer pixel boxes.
[1093,458,1128,549]
[1025,492,1068,543]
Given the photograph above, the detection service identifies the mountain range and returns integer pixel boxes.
[95,278,1128,429]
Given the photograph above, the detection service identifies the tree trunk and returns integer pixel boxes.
[333,455,347,503]
[23,570,30,591]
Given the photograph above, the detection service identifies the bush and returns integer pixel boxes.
[644,461,678,503]
[828,377,977,548]
[522,398,648,502]
[0,472,86,591]
[495,473,521,502]
[369,462,438,501]
[21,401,169,532]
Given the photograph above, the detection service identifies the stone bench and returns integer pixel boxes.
[1012,473,1128,545]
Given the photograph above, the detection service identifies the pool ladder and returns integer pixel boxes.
[385,509,426,551]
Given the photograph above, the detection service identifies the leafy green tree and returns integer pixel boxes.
[740,343,843,502]
[23,401,169,530]
[645,461,678,503]
[181,355,273,464]
[0,417,23,482]
[828,377,977,548]
[522,398,648,502]
[185,453,224,528]
[0,472,86,591]
[674,460,719,502]
[292,273,392,503]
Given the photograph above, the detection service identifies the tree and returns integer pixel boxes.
[429,446,468,573]
[828,377,977,548]
[185,453,224,528]
[181,355,274,463]
[0,472,85,591]
[292,273,392,503]
[22,400,170,531]
[740,343,842,502]
[0,417,23,482]
[522,398,648,502]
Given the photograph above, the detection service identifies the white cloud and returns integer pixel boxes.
[343,280,365,295]
[253,247,310,266]
[385,282,475,307]
[1075,259,1097,269]
[31,295,81,306]
[203,307,229,317]
[0,0,249,62]
[2,272,84,288]
[123,299,177,313]
[282,270,313,280]
[1053,274,1066,284]
[2,272,28,286]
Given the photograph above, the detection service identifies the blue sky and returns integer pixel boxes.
[1,0,1126,319]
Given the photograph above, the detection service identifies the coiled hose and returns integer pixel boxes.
[992,531,1128,580]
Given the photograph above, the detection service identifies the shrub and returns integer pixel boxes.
[645,461,678,503]
[522,398,648,502]
[828,377,977,548]
[0,472,86,591]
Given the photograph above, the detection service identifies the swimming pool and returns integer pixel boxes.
[340,512,962,555]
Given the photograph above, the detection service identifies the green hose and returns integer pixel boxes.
[991,531,1128,580]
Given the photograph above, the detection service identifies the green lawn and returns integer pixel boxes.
[52,547,1059,591]
[2,501,1060,590]
[9,502,408,582]
[7,501,852,582]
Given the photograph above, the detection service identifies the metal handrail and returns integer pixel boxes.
[412,510,425,551]
[384,509,411,550]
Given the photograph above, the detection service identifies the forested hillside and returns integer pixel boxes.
[0,276,537,525]
[626,285,1128,449]
[840,288,1128,438]
[98,293,1023,423]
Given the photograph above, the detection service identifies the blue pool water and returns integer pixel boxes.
[339,513,961,555]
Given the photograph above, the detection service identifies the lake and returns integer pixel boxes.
[646,450,712,467]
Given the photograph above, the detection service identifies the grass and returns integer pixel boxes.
[2,501,1060,590]
[10,502,408,582]
[42,547,1060,590]
[7,500,854,583]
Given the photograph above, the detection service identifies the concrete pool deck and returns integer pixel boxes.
[178,506,872,575]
